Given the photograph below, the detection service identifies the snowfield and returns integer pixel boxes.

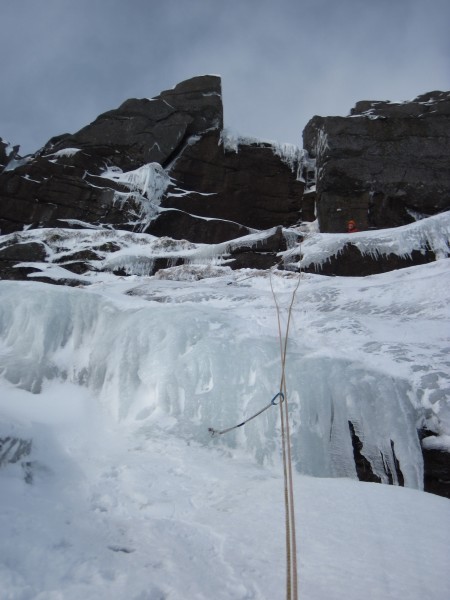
[1,216,450,599]
[1,381,449,600]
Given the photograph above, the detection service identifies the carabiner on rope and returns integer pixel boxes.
[271,391,285,406]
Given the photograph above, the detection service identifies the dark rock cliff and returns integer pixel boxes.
[303,91,450,234]
[45,75,224,171]
[0,75,302,250]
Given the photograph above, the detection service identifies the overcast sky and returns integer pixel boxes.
[1,0,449,155]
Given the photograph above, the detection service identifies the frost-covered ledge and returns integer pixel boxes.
[284,211,450,275]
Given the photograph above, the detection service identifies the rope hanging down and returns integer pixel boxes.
[209,268,301,600]
[270,271,300,600]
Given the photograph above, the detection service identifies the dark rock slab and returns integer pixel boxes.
[0,240,47,262]
[145,209,251,244]
[226,226,289,270]
[422,448,450,499]
[303,91,450,233]
[164,131,304,231]
[420,429,450,499]
[303,243,436,276]
[0,157,150,234]
[0,241,48,280]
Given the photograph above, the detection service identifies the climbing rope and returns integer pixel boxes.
[270,270,301,600]
[209,265,301,600]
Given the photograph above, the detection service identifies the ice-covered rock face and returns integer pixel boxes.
[0,137,20,171]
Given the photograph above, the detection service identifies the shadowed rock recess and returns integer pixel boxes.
[1,76,449,498]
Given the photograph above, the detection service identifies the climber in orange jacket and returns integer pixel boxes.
[347,219,359,233]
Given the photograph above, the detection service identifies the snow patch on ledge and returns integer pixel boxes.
[288,211,450,269]
[422,434,450,451]
[220,129,304,176]
[47,148,81,158]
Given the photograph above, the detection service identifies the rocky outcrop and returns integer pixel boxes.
[422,447,450,499]
[0,158,117,233]
[0,75,302,246]
[44,75,224,171]
[164,132,304,231]
[419,430,450,499]
[0,240,48,280]
[349,422,405,486]
[303,91,450,233]
[303,243,436,276]
[145,208,252,244]
[0,138,20,171]
[0,76,225,235]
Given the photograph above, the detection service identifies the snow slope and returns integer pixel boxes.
[1,381,449,600]
[1,218,450,599]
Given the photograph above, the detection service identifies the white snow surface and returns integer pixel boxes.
[47,148,81,158]
[1,218,450,598]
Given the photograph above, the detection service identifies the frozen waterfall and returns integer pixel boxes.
[2,259,446,490]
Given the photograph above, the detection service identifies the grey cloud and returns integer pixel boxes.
[0,0,449,154]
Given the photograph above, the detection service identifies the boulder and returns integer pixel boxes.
[303,91,450,233]
[225,226,290,270]
[0,240,47,262]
